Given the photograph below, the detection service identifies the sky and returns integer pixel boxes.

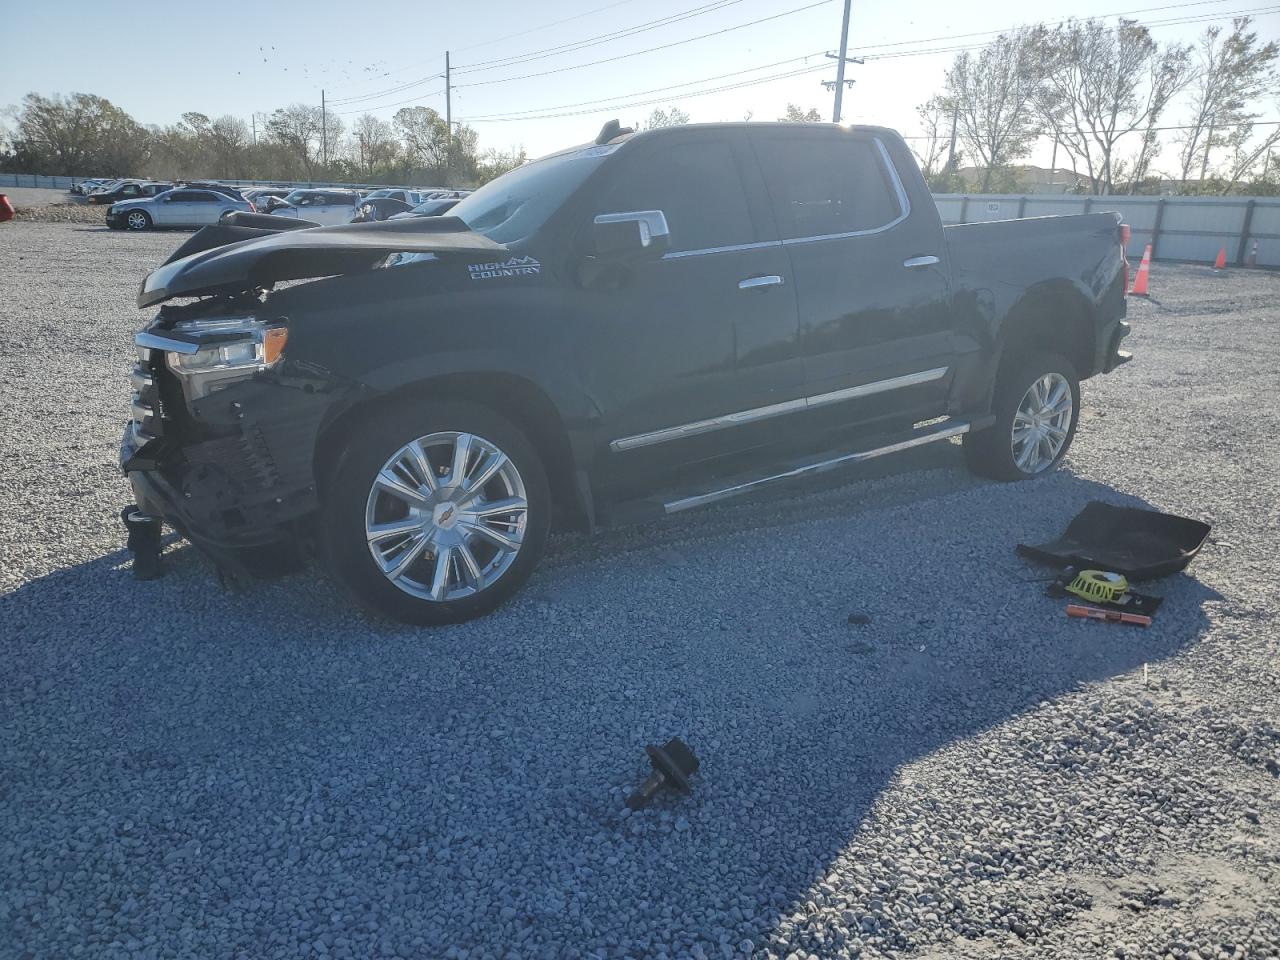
[2,0,1278,171]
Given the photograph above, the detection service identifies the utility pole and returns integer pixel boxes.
[321,90,328,168]
[251,113,257,145]
[832,0,853,123]
[445,52,453,144]
[946,99,959,174]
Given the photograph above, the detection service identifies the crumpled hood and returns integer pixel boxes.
[137,216,508,308]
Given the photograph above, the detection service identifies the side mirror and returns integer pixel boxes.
[592,210,670,260]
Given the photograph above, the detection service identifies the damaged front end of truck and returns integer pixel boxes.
[120,216,507,576]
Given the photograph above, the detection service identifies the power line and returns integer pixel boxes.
[459,63,835,123]
[456,3,1280,124]
[335,88,446,116]
[454,0,836,90]
[328,0,759,105]
[455,0,753,73]
[459,52,829,120]
[453,0,641,54]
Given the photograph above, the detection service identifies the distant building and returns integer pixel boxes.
[956,165,1096,194]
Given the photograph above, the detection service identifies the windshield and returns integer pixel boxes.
[282,190,312,205]
[449,145,615,243]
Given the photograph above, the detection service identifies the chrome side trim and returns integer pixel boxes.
[611,397,807,451]
[781,138,911,247]
[662,239,783,261]
[804,366,949,410]
[609,366,950,452]
[663,420,971,514]
[135,331,200,355]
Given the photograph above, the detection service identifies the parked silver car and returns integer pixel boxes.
[105,188,252,231]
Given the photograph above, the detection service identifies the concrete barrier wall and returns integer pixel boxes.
[934,193,1280,267]
[0,173,452,193]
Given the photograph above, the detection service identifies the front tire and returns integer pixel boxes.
[320,401,551,625]
[963,350,1080,481]
[125,210,152,231]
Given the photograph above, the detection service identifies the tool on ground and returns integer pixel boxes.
[1067,603,1152,627]
[121,505,164,580]
[1130,243,1152,296]
[1066,569,1129,604]
[1045,566,1163,618]
[626,737,700,810]
[1017,501,1211,581]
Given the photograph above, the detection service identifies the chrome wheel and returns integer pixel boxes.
[126,211,148,230]
[1011,372,1072,473]
[364,431,528,602]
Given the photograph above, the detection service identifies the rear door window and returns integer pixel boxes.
[597,139,756,253]
[754,136,902,240]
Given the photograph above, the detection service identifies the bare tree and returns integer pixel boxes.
[1177,18,1280,186]
[352,113,397,176]
[266,104,324,177]
[1034,19,1191,194]
[209,115,251,178]
[944,27,1043,191]
[911,95,955,179]
[1216,98,1280,192]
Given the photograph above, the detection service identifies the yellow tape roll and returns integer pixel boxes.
[1067,570,1129,604]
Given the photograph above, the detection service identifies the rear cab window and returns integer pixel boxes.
[753,134,904,239]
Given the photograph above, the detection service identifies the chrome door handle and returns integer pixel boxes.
[903,255,940,269]
[739,275,784,290]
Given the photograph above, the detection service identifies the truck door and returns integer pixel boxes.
[575,133,804,487]
[750,129,956,437]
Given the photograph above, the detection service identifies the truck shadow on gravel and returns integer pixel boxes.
[1,460,1223,956]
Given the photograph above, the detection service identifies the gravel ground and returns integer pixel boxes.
[1,221,1278,959]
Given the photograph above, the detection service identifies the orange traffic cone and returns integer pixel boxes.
[1130,244,1152,296]
[1213,247,1227,271]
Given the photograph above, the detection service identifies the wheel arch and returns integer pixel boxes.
[997,281,1096,381]
[313,371,591,532]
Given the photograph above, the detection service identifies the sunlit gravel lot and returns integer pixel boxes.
[1,222,1278,959]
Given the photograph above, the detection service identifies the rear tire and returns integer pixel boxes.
[963,350,1080,481]
[320,401,550,625]
[125,210,152,231]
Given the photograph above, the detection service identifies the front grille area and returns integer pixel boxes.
[130,340,164,439]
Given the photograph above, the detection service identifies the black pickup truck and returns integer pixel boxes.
[121,121,1131,624]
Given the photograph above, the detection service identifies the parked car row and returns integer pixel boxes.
[82,176,472,231]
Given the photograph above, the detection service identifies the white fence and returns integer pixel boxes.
[935,193,1280,268]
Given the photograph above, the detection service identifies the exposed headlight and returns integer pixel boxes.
[163,316,288,400]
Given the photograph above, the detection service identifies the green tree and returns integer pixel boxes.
[266,103,325,178]
[394,106,450,173]
[643,107,690,129]
[779,104,823,122]
[944,28,1043,191]
[1177,17,1280,187]
[1034,19,1191,194]
[10,92,148,174]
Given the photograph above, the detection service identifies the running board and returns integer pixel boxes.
[663,418,974,515]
